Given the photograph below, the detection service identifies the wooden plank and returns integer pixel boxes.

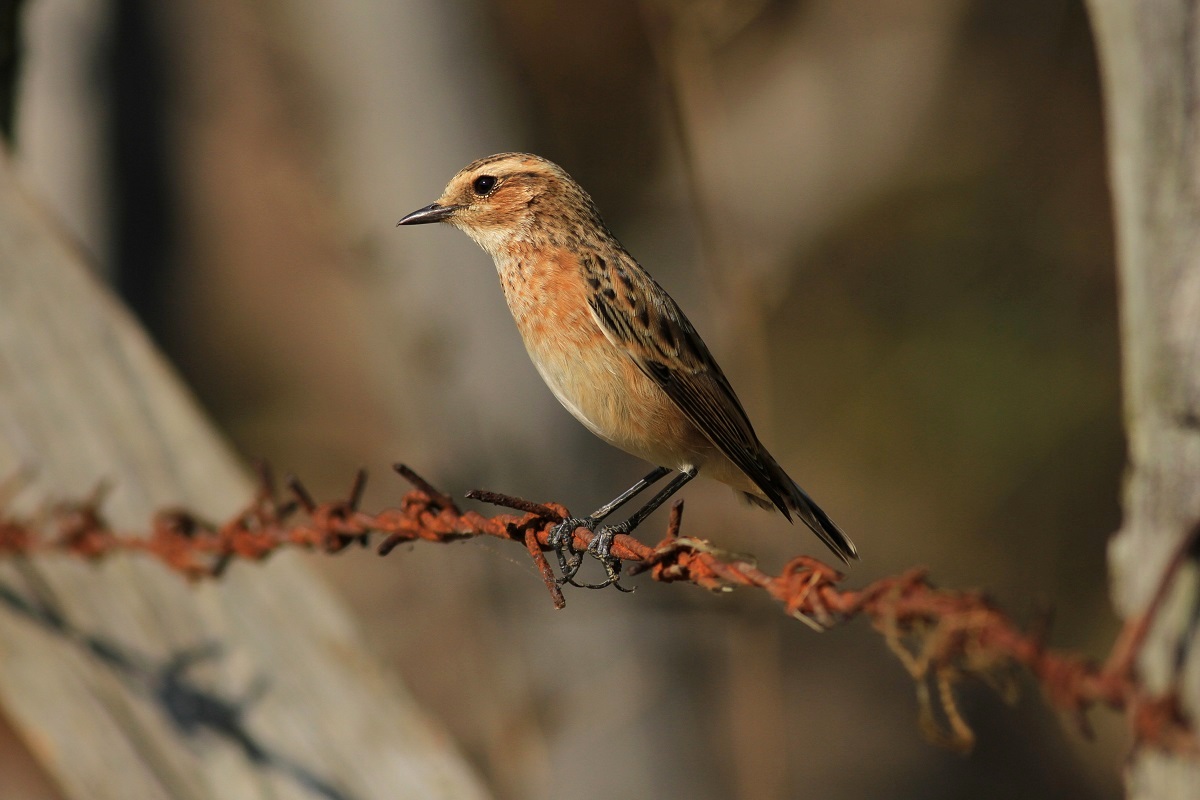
[0,151,489,799]
[1087,1,1200,797]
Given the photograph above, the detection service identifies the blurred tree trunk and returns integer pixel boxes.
[1087,1,1200,797]
[0,147,490,799]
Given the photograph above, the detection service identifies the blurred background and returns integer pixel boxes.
[8,0,1122,798]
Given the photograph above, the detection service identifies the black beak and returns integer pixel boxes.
[397,203,456,226]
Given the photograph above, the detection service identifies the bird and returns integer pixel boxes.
[399,153,857,587]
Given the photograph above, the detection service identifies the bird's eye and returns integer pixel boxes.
[472,175,497,196]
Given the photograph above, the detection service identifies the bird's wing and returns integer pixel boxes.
[581,249,792,516]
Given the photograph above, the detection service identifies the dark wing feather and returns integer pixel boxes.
[582,250,792,516]
[581,248,859,564]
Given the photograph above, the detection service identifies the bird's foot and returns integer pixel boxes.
[549,518,635,592]
[568,523,635,592]
[549,517,594,583]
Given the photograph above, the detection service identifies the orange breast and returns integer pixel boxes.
[496,248,712,470]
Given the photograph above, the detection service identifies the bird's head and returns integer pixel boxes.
[398,153,605,256]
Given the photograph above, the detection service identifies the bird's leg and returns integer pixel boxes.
[589,465,673,520]
[550,466,670,582]
[573,467,698,591]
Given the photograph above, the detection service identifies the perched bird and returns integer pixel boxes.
[399,153,857,585]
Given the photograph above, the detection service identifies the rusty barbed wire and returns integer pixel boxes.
[0,463,1195,756]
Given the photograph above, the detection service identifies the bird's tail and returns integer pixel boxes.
[742,458,859,565]
[784,482,858,565]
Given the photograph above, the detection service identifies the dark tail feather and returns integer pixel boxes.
[744,457,859,564]
[785,484,858,564]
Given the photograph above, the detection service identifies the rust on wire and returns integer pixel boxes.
[0,465,1195,756]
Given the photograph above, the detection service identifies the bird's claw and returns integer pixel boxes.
[576,525,635,592]
[553,522,635,592]
[549,517,593,583]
